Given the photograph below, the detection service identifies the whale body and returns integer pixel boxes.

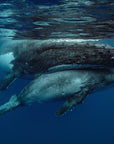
[0,69,113,116]
[0,39,114,91]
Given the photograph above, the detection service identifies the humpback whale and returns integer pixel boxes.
[0,39,114,91]
[0,69,113,116]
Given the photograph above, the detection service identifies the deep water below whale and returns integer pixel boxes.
[0,0,114,144]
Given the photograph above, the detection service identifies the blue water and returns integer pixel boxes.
[0,0,114,144]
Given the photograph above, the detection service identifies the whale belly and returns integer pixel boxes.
[19,71,90,104]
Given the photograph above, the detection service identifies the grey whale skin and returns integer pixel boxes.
[0,69,113,116]
[0,39,114,91]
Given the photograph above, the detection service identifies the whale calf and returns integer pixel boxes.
[0,39,114,91]
[0,69,113,116]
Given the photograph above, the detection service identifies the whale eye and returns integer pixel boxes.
[29,58,36,64]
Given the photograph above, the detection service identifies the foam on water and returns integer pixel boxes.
[0,52,14,71]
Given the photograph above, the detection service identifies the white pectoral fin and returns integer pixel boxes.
[55,87,92,116]
[0,70,21,91]
[48,64,106,73]
[0,95,20,116]
[48,64,80,73]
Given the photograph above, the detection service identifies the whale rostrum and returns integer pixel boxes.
[0,69,113,116]
[0,39,114,91]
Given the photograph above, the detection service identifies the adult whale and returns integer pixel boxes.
[0,39,114,90]
[0,69,113,116]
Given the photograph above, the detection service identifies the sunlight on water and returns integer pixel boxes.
[0,0,113,40]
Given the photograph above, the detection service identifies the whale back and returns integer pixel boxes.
[10,40,114,74]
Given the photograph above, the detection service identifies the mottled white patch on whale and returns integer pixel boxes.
[0,52,14,71]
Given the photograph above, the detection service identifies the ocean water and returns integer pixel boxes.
[0,0,114,144]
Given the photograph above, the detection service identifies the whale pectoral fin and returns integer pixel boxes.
[0,70,21,91]
[56,88,91,116]
[0,94,20,115]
